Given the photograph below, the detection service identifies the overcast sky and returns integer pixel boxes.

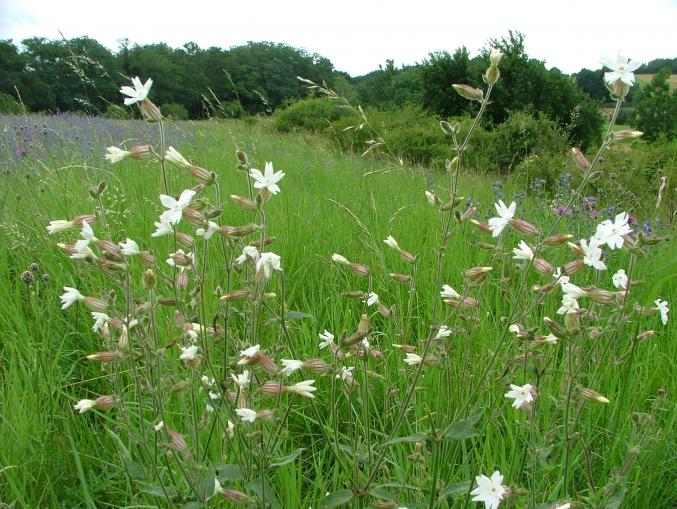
[1,0,675,76]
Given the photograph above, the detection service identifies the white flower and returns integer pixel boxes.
[281,359,303,376]
[543,333,559,345]
[239,345,260,359]
[557,295,579,315]
[80,221,96,241]
[287,379,317,398]
[612,269,628,289]
[119,238,140,256]
[120,76,153,106]
[383,235,400,250]
[105,146,130,164]
[505,383,534,410]
[256,252,282,280]
[655,299,669,325]
[196,221,219,240]
[250,161,285,195]
[74,399,97,413]
[154,420,164,432]
[440,284,460,299]
[436,326,452,339]
[490,48,503,66]
[509,324,520,334]
[164,146,190,168]
[47,219,75,235]
[404,353,423,365]
[553,267,570,287]
[231,370,251,390]
[151,220,173,237]
[488,200,516,237]
[336,366,354,382]
[236,245,260,265]
[512,240,534,261]
[561,281,585,299]
[166,249,194,267]
[331,253,350,265]
[226,420,235,438]
[159,189,196,225]
[60,287,85,309]
[208,391,221,400]
[594,212,632,250]
[91,312,110,333]
[365,292,379,307]
[201,375,211,386]
[471,470,506,509]
[318,330,335,349]
[235,408,258,423]
[580,238,606,271]
[179,345,199,362]
[600,53,642,87]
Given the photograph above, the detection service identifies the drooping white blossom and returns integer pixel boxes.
[196,221,219,240]
[159,189,196,225]
[512,240,534,261]
[255,252,282,280]
[235,408,258,423]
[318,330,335,349]
[105,146,130,164]
[488,200,516,237]
[60,287,85,309]
[440,284,460,299]
[74,399,97,414]
[281,359,303,376]
[287,380,317,398]
[120,76,153,105]
[505,383,535,410]
[119,238,140,256]
[580,237,606,271]
[612,269,628,289]
[655,299,669,325]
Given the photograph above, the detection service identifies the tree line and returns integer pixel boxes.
[1,33,674,145]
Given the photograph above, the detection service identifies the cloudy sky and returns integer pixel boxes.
[1,0,675,76]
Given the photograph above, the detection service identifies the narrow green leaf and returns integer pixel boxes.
[439,481,470,498]
[383,432,429,447]
[369,486,395,501]
[245,478,282,509]
[269,448,304,468]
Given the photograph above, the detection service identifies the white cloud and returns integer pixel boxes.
[1,0,675,76]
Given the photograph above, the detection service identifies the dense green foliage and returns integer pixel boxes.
[632,69,677,141]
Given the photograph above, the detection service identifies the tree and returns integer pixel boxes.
[420,48,472,117]
[632,68,677,141]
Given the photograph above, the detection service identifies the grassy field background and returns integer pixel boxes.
[0,115,675,508]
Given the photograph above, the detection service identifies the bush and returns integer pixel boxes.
[102,104,131,119]
[632,69,677,141]
[162,102,189,120]
[491,111,568,173]
[0,92,23,114]
[273,97,358,133]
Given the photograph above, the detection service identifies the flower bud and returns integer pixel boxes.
[613,130,643,142]
[484,65,500,85]
[236,150,248,165]
[586,289,618,305]
[175,232,194,248]
[474,242,495,250]
[84,297,108,312]
[389,273,412,283]
[636,330,654,342]
[258,353,278,374]
[167,428,188,451]
[562,259,584,275]
[579,387,610,404]
[349,263,370,277]
[425,190,440,206]
[392,343,417,353]
[489,48,502,66]
[139,99,162,122]
[129,144,151,160]
[530,258,552,275]
[543,233,573,246]
[532,283,555,294]
[543,316,567,339]
[464,266,492,281]
[470,219,492,234]
[222,488,251,503]
[444,297,477,308]
[261,381,286,397]
[440,196,464,211]
[220,224,260,237]
[143,269,157,290]
[452,84,484,101]
[230,194,258,210]
[303,358,332,374]
[73,215,96,226]
[439,120,460,135]
[176,270,189,289]
[257,409,276,421]
[341,291,366,299]
[94,395,119,410]
[86,351,124,362]
[188,165,215,185]
[462,206,477,221]
[249,236,276,249]
[139,251,156,266]
[571,148,590,171]
[182,207,205,227]
[399,250,417,264]
[220,289,251,301]
[509,218,540,235]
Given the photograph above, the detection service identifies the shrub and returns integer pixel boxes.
[273,97,358,133]
[491,111,568,173]
[102,104,132,119]
[632,69,677,141]
[162,102,189,120]
[0,92,23,114]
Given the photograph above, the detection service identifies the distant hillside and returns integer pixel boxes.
[635,73,677,90]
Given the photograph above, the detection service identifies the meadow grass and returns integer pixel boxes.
[0,113,675,509]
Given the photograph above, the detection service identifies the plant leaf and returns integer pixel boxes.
[320,489,354,508]
[215,463,244,481]
[442,412,483,441]
[383,432,429,447]
[269,448,304,468]
[439,481,470,498]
